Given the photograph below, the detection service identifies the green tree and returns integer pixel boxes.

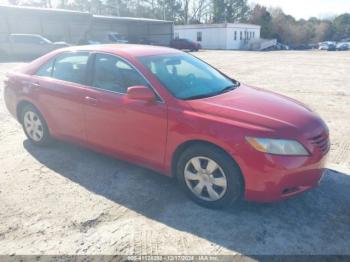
[213,0,249,23]
[333,13,350,40]
[249,4,273,38]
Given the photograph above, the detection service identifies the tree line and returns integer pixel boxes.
[6,0,350,45]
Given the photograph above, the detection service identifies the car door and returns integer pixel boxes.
[9,35,27,57]
[83,53,167,169]
[31,52,91,141]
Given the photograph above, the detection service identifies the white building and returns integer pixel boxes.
[174,23,264,50]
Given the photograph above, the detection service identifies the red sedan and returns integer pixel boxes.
[4,45,330,208]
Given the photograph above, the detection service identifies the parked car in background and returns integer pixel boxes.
[336,42,349,51]
[170,38,201,51]
[4,45,329,208]
[127,35,158,45]
[290,44,312,50]
[0,34,69,60]
[79,32,129,46]
[262,42,289,51]
[319,41,336,51]
[276,43,289,50]
[326,42,336,51]
[318,43,329,50]
[107,32,129,44]
[308,43,319,49]
[78,39,102,45]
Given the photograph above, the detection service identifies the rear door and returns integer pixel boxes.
[83,53,167,169]
[31,52,91,141]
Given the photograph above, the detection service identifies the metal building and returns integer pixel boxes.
[91,16,173,46]
[0,5,173,45]
[0,5,91,44]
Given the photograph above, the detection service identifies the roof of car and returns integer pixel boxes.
[62,44,180,58]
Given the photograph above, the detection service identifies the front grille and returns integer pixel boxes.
[308,132,330,154]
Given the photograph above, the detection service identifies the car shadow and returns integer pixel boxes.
[23,140,350,255]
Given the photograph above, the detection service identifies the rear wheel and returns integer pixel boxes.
[177,144,243,209]
[21,104,52,146]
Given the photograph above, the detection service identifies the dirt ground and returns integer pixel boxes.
[0,51,349,256]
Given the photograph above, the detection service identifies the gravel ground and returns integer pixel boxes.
[0,51,349,256]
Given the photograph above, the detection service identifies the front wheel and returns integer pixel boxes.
[177,144,243,209]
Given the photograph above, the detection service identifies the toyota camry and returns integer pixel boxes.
[4,45,330,208]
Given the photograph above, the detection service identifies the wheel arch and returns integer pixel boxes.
[16,100,42,124]
[171,139,245,188]
[17,100,32,122]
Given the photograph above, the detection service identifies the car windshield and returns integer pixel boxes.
[40,36,52,44]
[109,33,126,41]
[138,53,239,100]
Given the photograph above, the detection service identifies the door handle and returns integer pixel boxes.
[31,82,41,88]
[85,96,98,105]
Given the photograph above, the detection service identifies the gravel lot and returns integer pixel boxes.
[0,51,349,256]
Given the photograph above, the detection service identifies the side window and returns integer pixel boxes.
[28,36,42,44]
[36,60,54,77]
[11,35,39,44]
[92,53,148,93]
[52,53,89,84]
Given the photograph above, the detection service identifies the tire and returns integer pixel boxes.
[176,144,244,209]
[20,104,52,146]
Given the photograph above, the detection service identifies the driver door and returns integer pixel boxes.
[84,53,167,169]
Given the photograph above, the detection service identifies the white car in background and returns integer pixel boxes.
[0,34,69,60]
[319,41,336,51]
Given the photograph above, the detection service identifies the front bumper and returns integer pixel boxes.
[237,147,328,202]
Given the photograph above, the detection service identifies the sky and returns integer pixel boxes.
[250,0,350,19]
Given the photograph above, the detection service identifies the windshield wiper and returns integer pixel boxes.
[183,94,214,100]
[183,82,240,100]
[219,85,236,93]
[213,83,239,96]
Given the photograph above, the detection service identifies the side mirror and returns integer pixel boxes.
[127,85,156,102]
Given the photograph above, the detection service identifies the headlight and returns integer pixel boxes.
[246,137,309,156]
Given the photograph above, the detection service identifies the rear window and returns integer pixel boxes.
[35,52,90,85]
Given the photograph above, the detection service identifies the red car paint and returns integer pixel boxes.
[4,45,329,202]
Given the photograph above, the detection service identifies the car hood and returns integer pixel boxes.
[186,84,325,136]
